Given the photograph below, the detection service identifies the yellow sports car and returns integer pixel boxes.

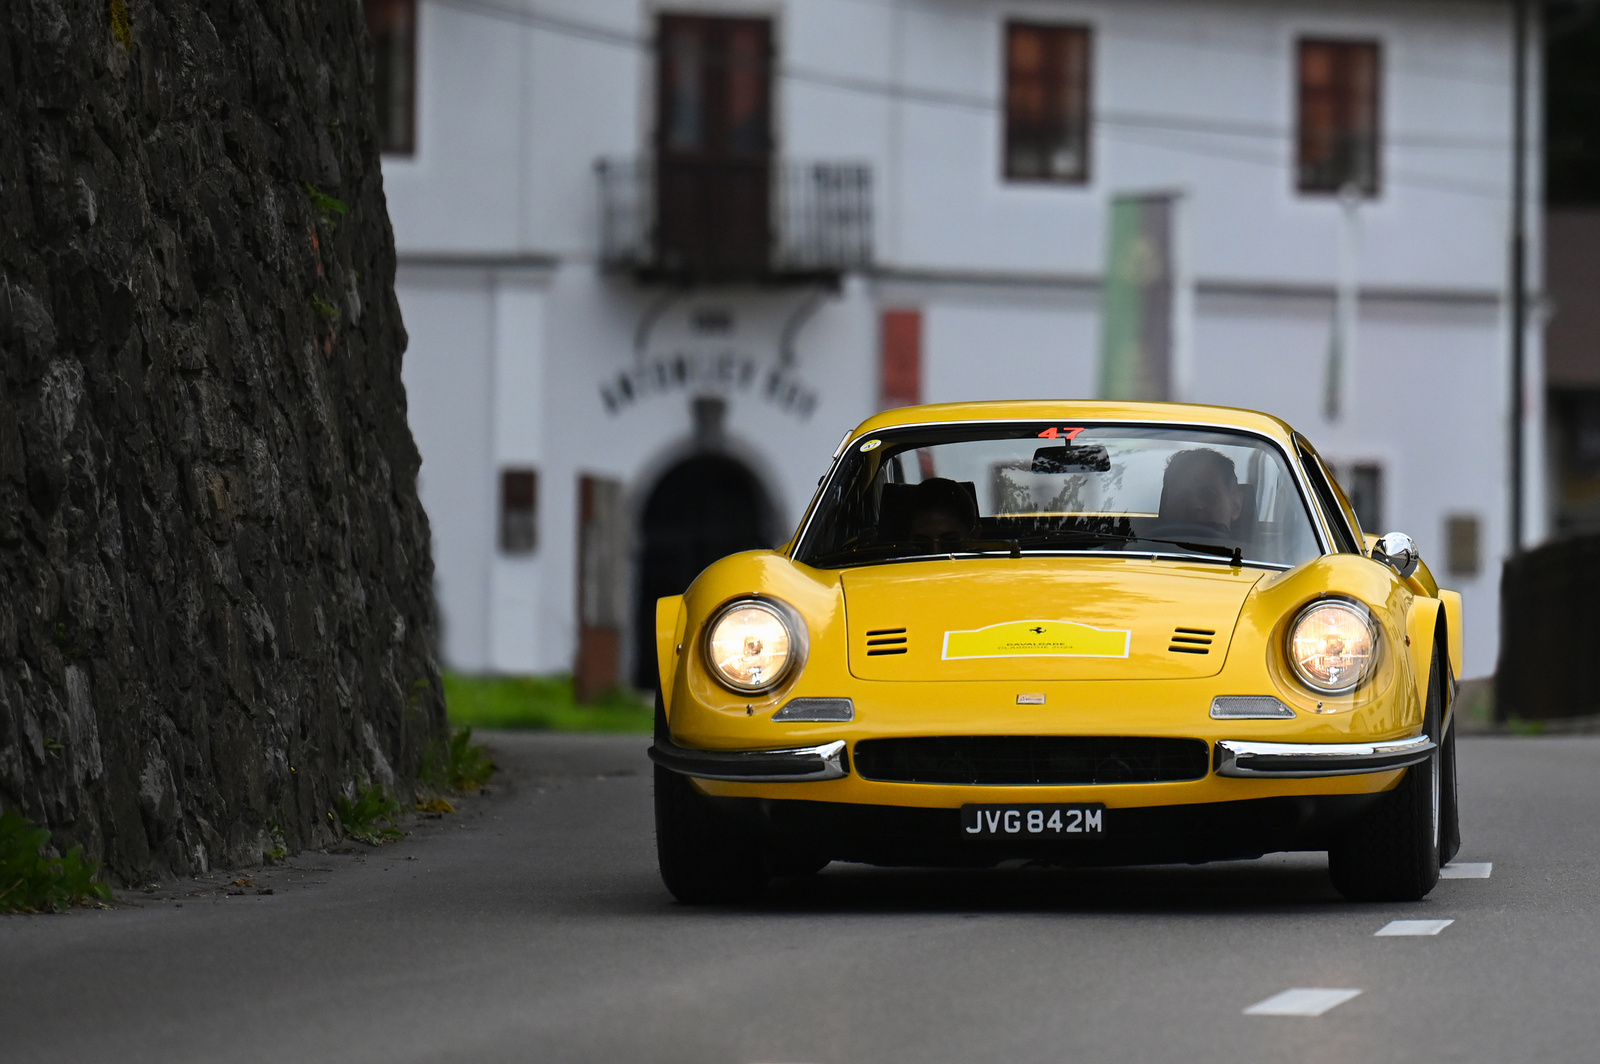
[650,401,1463,903]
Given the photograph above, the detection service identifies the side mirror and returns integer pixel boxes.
[1371,532,1419,579]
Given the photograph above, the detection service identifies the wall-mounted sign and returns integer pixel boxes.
[601,350,817,418]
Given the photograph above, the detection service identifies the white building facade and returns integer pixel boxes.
[377,0,1541,684]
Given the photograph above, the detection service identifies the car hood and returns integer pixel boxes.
[841,557,1267,681]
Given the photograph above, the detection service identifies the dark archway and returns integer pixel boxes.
[634,454,772,689]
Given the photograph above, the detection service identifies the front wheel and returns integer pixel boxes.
[654,766,770,903]
[1327,652,1444,902]
[1438,709,1461,867]
[653,693,769,904]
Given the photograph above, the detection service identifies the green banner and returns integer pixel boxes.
[1098,194,1176,401]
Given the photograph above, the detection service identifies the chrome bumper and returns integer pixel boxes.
[649,737,849,782]
[1214,735,1436,778]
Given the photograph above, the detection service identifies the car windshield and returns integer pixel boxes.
[794,422,1323,569]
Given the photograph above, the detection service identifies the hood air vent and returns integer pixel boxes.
[1169,627,1214,655]
[865,628,908,656]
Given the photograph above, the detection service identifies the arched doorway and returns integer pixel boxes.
[634,454,772,690]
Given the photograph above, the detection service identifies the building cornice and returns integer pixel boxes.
[396,251,560,282]
[869,263,1506,306]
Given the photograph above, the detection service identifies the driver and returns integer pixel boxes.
[907,477,978,545]
[1157,448,1242,533]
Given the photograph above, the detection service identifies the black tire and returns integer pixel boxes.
[1439,708,1462,867]
[1327,652,1444,902]
[652,693,769,904]
[768,850,830,878]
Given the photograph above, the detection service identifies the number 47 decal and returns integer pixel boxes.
[1037,426,1086,440]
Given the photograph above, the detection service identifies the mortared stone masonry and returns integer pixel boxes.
[0,0,446,881]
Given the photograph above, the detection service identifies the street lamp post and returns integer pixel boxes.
[1509,0,1529,555]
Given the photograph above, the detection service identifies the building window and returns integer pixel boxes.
[1297,39,1380,195]
[1445,514,1481,577]
[1004,23,1091,183]
[367,0,416,155]
[500,468,537,554]
[1337,462,1383,533]
[653,15,774,278]
[881,308,922,408]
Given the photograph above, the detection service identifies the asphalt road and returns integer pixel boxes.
[4,732,1598,1064]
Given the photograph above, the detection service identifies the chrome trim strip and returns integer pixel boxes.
[1215,736,1436,778]
[649,738,849,782]
[826,548,1289,571]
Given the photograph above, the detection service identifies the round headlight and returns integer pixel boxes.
[704,600,798,692]
[1288,600,1378,694]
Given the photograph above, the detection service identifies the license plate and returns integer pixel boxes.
[960,804,1106,837]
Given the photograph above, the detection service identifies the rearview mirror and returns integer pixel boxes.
[1371,532,1419,578]
[1031,444,1110,474]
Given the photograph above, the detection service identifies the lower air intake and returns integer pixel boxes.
[852,736,1210,785]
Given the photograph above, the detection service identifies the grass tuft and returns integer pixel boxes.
[442,672,652,733]
[0,808,112,913]
[335,782,404,846]
[421,725,497,793]
[304,182,348,220]
[264,819,288,863]
[109,0,132,48]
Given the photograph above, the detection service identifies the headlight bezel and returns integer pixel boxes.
[1284,596,1381,696]
[701,596,808,695]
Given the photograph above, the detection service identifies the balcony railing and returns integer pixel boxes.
[596,158,872,283]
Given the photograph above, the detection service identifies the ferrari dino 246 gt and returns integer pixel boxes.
[649,402,1463,903]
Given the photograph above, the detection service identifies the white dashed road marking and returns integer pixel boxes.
[1375,918,1454,936]
[1244,988,1363,1016]
[1440,861,1493,879]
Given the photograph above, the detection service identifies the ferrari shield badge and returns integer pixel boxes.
[942,620,1131,660]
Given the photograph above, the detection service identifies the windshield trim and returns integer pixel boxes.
[788,417,1333,564]
[1293,433,1363,554]
[803,547,1295,573]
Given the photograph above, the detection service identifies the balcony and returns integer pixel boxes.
[596,158,872,285]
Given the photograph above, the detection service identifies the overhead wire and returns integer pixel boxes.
[815,0,1519,88]
[423,0,1519,200]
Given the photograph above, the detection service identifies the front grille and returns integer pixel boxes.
[865,627,908,656]
[853,736,1210,785]
[1169,627,1215,655]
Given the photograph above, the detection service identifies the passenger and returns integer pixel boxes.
[907,477,978,545]
[1157,448,1242,534]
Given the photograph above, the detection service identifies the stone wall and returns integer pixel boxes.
[0,0,446,881]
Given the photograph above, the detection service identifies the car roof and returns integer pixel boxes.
[845,401,1298,447]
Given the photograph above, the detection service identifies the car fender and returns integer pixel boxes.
[1404,599,1442,721]
[1437,589,1465,721]
[1243,553,1421,730]
[656,594,687,718]
[1439,590,1464,679]
[668,551,849,740]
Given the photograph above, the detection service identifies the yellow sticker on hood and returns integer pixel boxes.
[942,620,1130,660]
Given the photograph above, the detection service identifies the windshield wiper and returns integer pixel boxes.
[806,530,1245,568]
[959,529,1121,556]
[1119,536,1243,566]
[987,529,1245,566]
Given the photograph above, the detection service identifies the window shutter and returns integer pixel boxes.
[1297,39,1381,195]
[881,308,922,409]
[1004,23,1092,183]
